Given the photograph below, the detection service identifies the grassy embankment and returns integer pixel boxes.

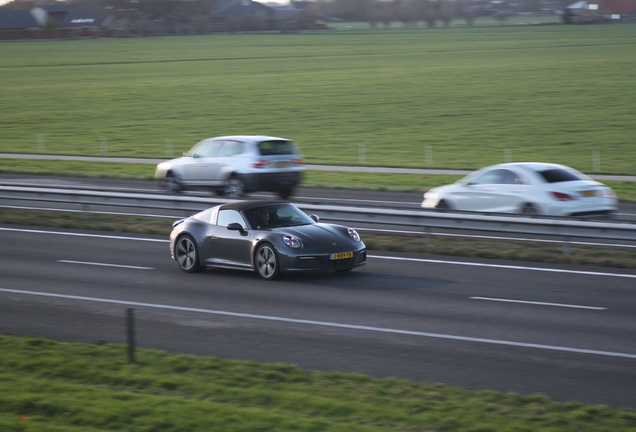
[2,335,636,432]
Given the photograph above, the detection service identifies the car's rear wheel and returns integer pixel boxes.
[521,203,538,216]
[224,176,245,198]
[175,235,203,273]
[161,173,181,194]
[255,243,280,280]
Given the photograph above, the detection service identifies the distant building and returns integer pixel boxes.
[566,0,636,21]
[0,10,41,29]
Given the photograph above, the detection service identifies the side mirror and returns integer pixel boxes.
[310,214,319,222]
[227,223,246,234]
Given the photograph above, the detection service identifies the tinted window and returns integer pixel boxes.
[245,204,314,229]
[257,140,294,156]
[217,209,246,228]
[538,169,583,183]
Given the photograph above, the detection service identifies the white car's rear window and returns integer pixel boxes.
[257,140,295,156]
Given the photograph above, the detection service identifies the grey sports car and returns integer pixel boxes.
[169,200,367,280]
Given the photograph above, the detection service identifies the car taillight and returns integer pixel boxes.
[293,159,305,165]
[550,192,578,201]
[252,160,270,169]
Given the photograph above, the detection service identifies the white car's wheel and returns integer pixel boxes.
[521,203,538,216]
[224,177,245,198]
[161,173,181,194]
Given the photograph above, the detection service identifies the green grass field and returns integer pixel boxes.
[1,24,635,176]
[2,335,636,432]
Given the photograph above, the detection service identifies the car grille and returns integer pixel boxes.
[294,251,366,269]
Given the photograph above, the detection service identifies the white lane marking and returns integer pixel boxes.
[57,260,154,270]
[357,228,636,249]
[369,255,636,279]
[3,227,636,279]
[0,227,167,242]
[0,287,634,360]
[470,296,606,310]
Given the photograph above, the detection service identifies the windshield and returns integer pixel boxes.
[244,204,314,230]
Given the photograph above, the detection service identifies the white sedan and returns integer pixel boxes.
[422,162,618,217]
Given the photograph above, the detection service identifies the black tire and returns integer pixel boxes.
[278,188,293,200]
[521,203,538,216]
[161,173,181,194]
[175,235,203,273]
[254,243,280,280]
[436,200,450,210]
[224,176,246,198]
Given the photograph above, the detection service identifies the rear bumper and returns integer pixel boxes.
[243,171,303,192]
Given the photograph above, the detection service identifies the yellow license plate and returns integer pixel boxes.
[581,190,597,197]
[331,251,353,260]
[276,161,292,168]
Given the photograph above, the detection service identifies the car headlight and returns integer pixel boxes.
[347,228,361,242]
[282,235,302,249]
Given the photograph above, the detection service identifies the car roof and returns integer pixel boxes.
[211,135,290,142]
[219,200,290,212]
[491,162,570,172]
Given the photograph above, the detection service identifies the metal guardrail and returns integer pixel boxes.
[2,185,636,252]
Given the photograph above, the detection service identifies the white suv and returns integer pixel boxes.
[155,135,304,199]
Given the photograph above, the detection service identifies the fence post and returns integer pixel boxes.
[37,134,46,152]
[100,137,108,154]
[504,148,512,163]
[126,308,136,363]
[358,144,366,164]
[592,150,601,172]
[166,139,174,158]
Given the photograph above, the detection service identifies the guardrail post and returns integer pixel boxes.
[423,226,432,245]
[126,308,136,363]
[563,236,571,255]
[81,203,90,220]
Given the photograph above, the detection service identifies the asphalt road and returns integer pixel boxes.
[1,226,635,408]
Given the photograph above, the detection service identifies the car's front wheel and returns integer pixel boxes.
[224,176,246,198]
[436,200,451,210]
[175,235,203,273]
[161,173,181,194]
[255,243,280,280]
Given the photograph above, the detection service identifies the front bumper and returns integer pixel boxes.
[280,249,367,272]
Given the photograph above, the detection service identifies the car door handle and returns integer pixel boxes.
[196,164,208,167]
